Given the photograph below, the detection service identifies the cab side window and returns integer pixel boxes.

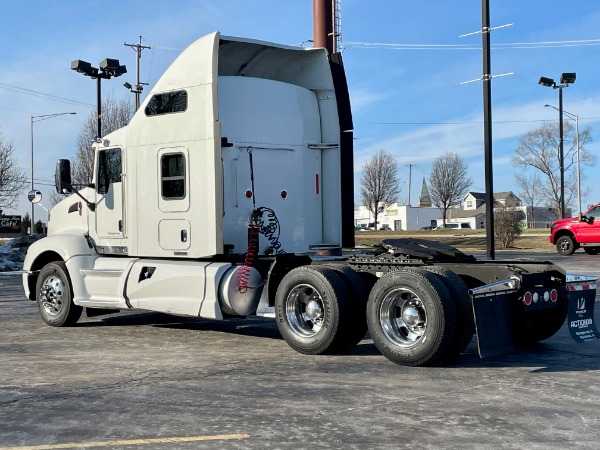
[587,207,600,219]
[97,148,122,194]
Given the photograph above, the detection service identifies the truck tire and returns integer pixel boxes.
[556,235,576,256]
[275,266,351,355]
[583,247,600,255]
[367,269,457,367]
[423,267,474,357]
[36,261,82,327]
[317,264,369,346]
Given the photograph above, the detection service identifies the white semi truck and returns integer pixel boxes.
[23,32,599,366]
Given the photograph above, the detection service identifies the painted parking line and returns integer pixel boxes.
[0,434,250,450]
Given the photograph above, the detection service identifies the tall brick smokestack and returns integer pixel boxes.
[313,0,334,53]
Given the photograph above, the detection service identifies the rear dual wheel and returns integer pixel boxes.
[318,264,369,346]
[275,266,353,355]
[423,267,474,357]
[367,269,457,367]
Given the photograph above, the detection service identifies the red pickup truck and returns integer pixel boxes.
[550,203,600,255]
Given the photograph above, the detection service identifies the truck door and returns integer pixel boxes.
[95,147,125,238]
[578,206,600,243]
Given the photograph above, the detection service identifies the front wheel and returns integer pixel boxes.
[367,269,457,367]
[556,235,576,256]
[36,261,82,327]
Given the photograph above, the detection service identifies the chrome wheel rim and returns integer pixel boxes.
[39,274,65,317]
[380,287,427,348]
[285,283,325,338]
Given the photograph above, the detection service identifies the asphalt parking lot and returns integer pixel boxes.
[1,252,599,449]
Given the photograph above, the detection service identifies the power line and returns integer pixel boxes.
[0,82,93,107]
[344,38,600,51]
[356,116,600,126]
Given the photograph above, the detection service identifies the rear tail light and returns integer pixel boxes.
[523,289,558,306]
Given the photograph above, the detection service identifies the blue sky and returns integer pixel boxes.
[1,0,599,219]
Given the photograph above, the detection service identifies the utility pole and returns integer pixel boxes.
[406,163,413,206]
[459,1,513,259]
[481,0,495,260]
[124,36,151,110]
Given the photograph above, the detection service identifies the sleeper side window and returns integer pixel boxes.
[145,90,188,116]
[161,153,186,200]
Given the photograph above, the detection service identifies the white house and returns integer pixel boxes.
[354,188,558,232]
[444,191,558,229]
[355,203,442,231]
[355,178,440,231]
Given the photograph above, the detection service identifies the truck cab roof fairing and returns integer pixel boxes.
[218,36,334,92]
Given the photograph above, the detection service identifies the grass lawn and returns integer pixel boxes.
[354,229,554,253]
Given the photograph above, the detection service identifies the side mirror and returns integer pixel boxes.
[27,189,43,204]
[55,159,73,193]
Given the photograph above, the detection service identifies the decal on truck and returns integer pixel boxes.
[567,280,600,342]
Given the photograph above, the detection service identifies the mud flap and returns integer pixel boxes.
[470,279,520,358]
[566,275,600,343]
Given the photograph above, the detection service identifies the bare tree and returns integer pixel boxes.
[0,131,27,210]
[512,121,594,218]
[514,173,543,227]
[360,150,400,230]
[73,96,133,185]
[50,97,133,206]
[429,152,472,225]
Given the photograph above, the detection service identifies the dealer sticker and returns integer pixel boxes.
[567,286,600,343]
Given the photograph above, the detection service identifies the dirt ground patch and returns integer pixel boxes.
[354,231,554,254]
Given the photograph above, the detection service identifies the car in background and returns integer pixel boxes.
[549,203,600,255]
[355,224,375,231]
[434,223,471,230]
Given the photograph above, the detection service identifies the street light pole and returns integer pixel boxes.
[544,104,581,216]
[558,86,565,218]
[538,72,576,219]
[71,58,127,138]
[97,77,102,137]
[575,112,581,215]
[30,112,77,234]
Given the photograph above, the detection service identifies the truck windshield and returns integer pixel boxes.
[587,206,600,219]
